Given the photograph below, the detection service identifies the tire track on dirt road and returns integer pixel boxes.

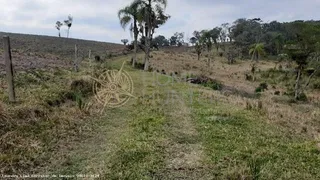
[161,94,213,179]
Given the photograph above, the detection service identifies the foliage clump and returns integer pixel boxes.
[188,75,223,91]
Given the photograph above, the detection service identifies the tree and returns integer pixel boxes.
[249,43,265,81]
[189,37,197,46]
[153,35,169,47]
[195,42,203,60]
[220,23,230,51]
[276,53,289,69]
[230,18,262,57]
[211,27,222,52]
[169,32,184,46]
[121,39,129,45]
[193,31,201,40]
[200,30,213,66]
[138,0,170,71]
[249,43,265,61]
[220,23,229,43]
[227,45,238,64]
[118,0,143,67]
[169,36,177,46]
[55,21,63,37]
[285,22,320,100]
[273,33,284,54]
[64,15,73,38]
[174,32,184,46]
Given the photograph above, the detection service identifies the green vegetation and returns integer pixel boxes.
[7,56,314,179]
[1,0,320,178]
[118,0,170,70]
[191,95,320,179]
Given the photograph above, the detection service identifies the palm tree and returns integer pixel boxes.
[55,21,63,37]
[141,0,168,71]
[249,43,265,61]
[64,15,73,38]
[118,0,142,67]
[249,43,265,81]
[195,42,203,60]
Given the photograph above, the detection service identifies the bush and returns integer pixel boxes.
[95,55,101,62]
[255,83,268,93]
[70,79,93,97]
[132,62,144,70]
[126,44,134,51]
[297,92,308,102]
[204,80,223,90]
[188,75,223,91]
[259,82,268,90]
[274,91,281,95]
[106,53,113,59]
[313,83,320,89]
[245,74,253,81]
[284,90,308,102]
[255,87,263,93]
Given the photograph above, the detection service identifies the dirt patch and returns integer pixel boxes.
[0,51,72,74]
[221,85,260,99]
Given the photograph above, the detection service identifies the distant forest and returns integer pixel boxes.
[148,19,320,58]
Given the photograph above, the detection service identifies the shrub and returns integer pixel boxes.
[136,62,145,70]
[245,74,253,81]
[94,55,101,62]
[259,82,268,90]
[126,44,134,51]
[70,79,93,97]
[255,83,268,93]
[313,82,320,89]
[255,87,263,93]
[204,80,223,90]
[188,75,223,91]
[284,90,308,102]
[106,53,113,59]
[74,92,85,110]
[274,91,281,95]
[297,92,308,102]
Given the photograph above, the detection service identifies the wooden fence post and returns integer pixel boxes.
[3,36,16,102]
[88,49,92,67]
[74,44,78,72]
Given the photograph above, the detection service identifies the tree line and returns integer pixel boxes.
[120,14,320,101]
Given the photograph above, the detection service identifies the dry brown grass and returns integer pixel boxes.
[0,68,98,174]
[150,50,320,143]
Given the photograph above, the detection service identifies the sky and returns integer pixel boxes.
[0,0,319,44]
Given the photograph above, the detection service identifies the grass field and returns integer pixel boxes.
[0,34,320,179]
[45,57,320,179]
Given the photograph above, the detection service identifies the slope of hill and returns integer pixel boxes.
[0,32,125,58]
[0,32,126,74]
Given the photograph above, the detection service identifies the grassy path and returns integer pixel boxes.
[161,92,210,179]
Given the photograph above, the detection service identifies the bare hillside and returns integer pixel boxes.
[0,32,126,74]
